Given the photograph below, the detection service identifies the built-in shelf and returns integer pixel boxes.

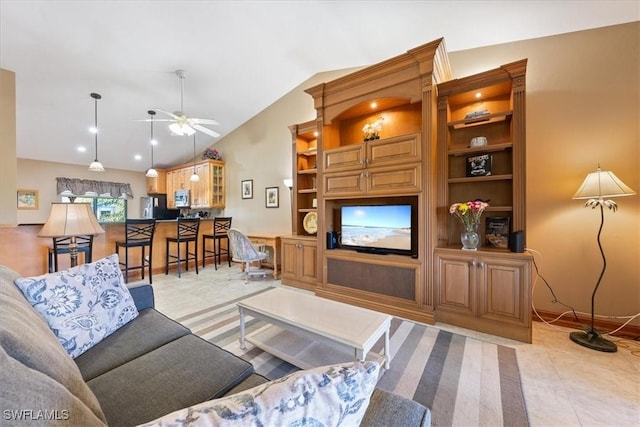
[449,110,512,129]
[448,174,513,184]
[298,149,317,156]
[298,168,317,174]
[449,142,513,156]
[299,189,317,194]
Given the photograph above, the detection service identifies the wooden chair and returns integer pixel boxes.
[165,217,200,278]
[202,217,232,269]
[48,235,94,272]
[115,218,157,284]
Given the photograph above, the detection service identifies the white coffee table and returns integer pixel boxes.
[237,288,392,369]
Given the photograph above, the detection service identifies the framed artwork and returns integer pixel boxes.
[265,187,279,208]
[241,179,253,199]
[17,189,39,210]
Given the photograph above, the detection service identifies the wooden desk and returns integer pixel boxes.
[245,232,282,279]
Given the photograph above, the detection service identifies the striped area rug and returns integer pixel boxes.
[174,288,529,427]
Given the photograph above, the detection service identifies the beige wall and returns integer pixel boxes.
[3,23,638,326]
[0,69,17,225]
[16,159,148,223]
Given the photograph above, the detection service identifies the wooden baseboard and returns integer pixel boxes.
[533,309,640,340]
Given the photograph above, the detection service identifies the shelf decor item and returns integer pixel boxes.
[466,154,492,177]
[449,200,489,251]
[570,164,636,352]
[486,217,510,248]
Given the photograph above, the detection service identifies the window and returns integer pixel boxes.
[61,197,127,223]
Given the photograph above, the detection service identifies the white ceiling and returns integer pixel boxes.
[1,1,637,172]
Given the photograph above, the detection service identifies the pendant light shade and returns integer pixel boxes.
[145,110,159,178]
[190,133,200,182]
[88,93,104,172]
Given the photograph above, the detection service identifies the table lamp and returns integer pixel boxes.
[39,203,105,267]
[571,164,636,352]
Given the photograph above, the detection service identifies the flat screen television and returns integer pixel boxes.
[340,204,416,256]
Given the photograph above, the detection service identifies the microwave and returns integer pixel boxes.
[175,190,190,208]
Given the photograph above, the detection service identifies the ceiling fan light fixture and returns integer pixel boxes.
[88,92,104,172]
[169,122,196,136]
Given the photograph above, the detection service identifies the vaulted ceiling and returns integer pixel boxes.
[1,1,637,172]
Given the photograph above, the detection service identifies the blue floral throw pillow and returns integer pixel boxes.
[142,360,380,427]
[14,254,138,359]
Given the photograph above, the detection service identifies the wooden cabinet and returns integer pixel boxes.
[436,59,527,248]
[281,235,317,291]
[165,160,225,209]
[323,133,421,197]
[435,248,532,342]
[146,169,166,194]
[300,38,451,325]
[434,59,531,342]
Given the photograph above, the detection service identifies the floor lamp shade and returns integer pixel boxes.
[570,165,636,352]
[39,203,105,267]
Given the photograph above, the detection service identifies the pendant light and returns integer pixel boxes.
[145,110,159,178]
[88,93,104,172]
[190,133,199,182]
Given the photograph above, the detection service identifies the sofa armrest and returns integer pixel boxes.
[360,388,431,427]
[127,283,155,310]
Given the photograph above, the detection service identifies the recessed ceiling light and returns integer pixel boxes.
[134,154,142,161]
[370,102,378,109]
[475,92,482,99]
[77,146,86,152]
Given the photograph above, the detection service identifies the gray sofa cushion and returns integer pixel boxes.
[0,346,107,427]
[87,333,255,426]
[0,265,106,424]
[75,308,190,381]
[360,388,431,427]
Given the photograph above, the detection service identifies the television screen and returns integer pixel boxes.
[341,204,413,255]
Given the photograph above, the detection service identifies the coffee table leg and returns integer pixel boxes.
[239,307,246,350]
[384,328,390,369]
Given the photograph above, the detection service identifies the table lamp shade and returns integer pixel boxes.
[39,203,105,238]
[572,167,636,199]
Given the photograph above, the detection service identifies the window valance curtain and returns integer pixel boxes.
[56,177,134,199]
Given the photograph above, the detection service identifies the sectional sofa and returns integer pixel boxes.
[0,262,430,426]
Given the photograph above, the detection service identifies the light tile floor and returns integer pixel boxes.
[148,265,640,427]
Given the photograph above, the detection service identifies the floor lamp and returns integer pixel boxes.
[39,203,105,267]
[571,164,636,352]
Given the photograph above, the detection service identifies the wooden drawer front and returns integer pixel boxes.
[323,145,364,173]
[478,259,529,326]
[367,134,420,167]
[324,171,365,197]
[367,164,421,194]
[437,256,475,314]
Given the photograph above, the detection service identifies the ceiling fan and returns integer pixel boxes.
[153,69,220,138]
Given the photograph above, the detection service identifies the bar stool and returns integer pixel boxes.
[115,218,157,284]
[202,217,232,269]
[165,217,200,278]
[48,235,94,273]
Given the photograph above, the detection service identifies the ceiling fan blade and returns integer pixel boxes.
[193,124,220,138]
[191,118,220,126]
[154,109,181,120]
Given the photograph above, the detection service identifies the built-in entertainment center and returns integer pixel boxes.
[282,37,533,342]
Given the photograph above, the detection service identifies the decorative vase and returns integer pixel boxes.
[461,224,480,251]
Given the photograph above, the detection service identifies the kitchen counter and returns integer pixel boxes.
[1,219,224,279]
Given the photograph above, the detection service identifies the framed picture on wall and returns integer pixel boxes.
[241,179,253,199]
[265,187,279,208]
[17,189,39,210]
